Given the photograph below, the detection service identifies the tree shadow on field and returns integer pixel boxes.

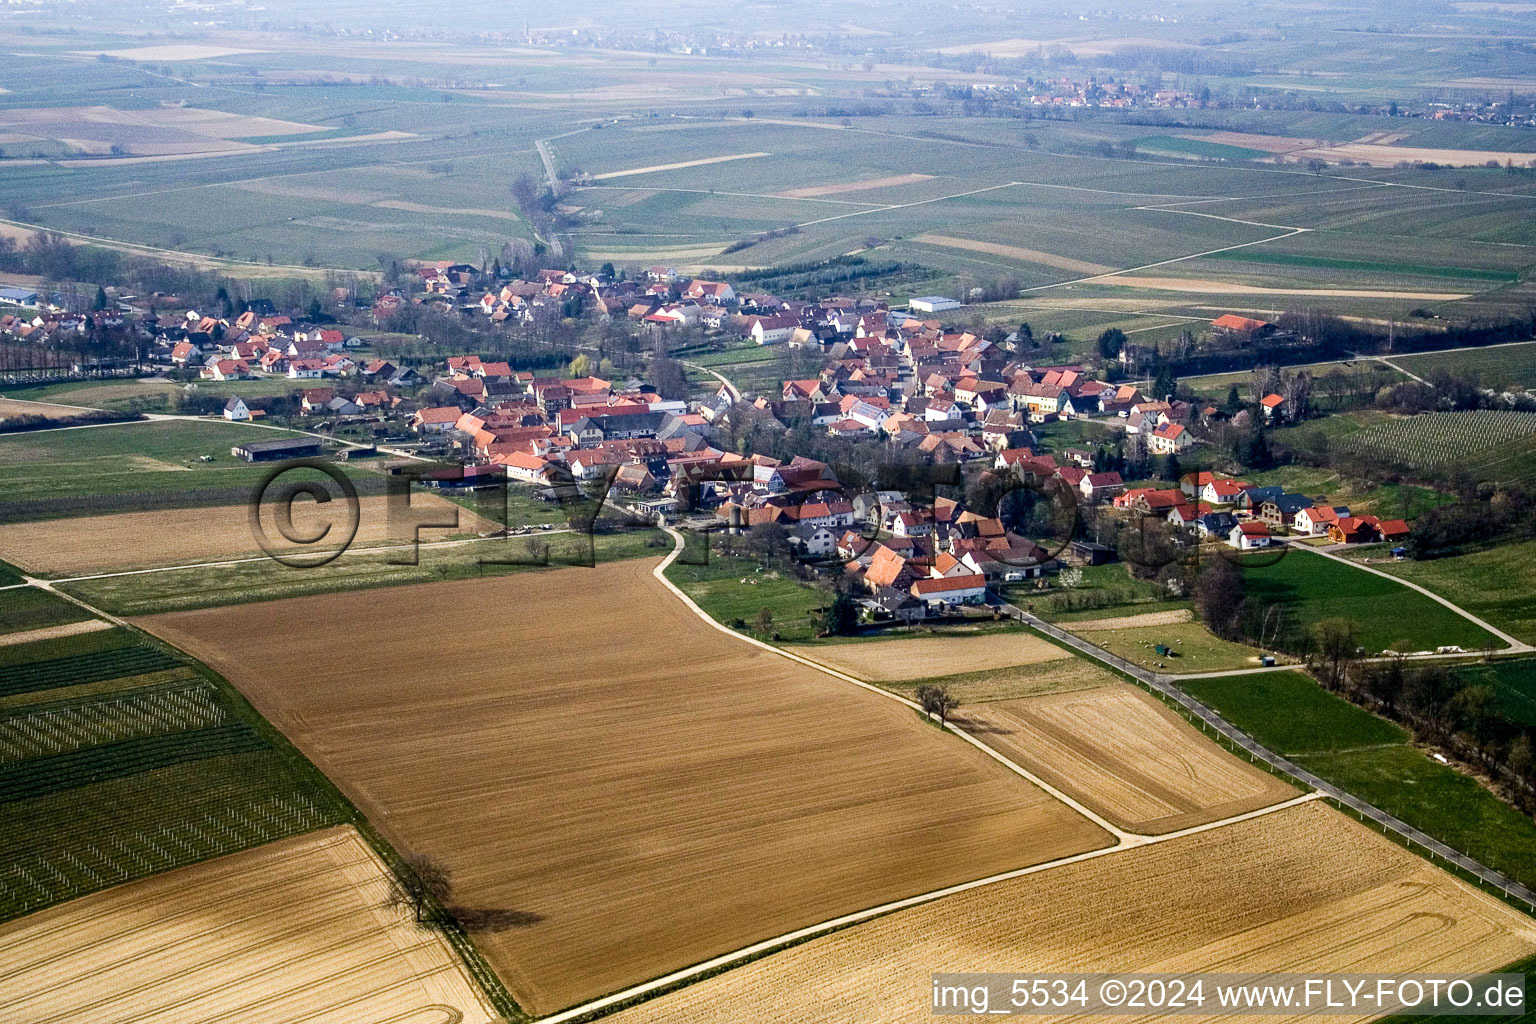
[452,907,545,931]
[948,714,1013,736]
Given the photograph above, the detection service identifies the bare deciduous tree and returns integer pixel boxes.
[915,683,960,727]
[385,853,453,926]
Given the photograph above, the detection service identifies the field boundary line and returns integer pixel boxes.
[650,527,1134,842]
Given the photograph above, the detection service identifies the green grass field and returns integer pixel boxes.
[0,587,92,635]
[1181,670,1408,753]
[1204,248,1520,282]
[0,627,355,922]
[1242,548,1501,653]
[1075,620,1279,673]
[1182,669,1536,888]
[1453,658,1536,729]
[664,551,828,642]
[1346,539,1536,646]
[0,419,364,520]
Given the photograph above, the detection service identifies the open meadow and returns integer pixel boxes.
[1241,547,1503,654]
[604,801,1536,1024]
[0,825,497,1024]
[0,418,351,521]
[955,683,1296,834]
[135,557,1113,1016]
[1345,539,1536,646]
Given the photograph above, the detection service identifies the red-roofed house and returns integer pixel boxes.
[1149,422,1192,455]
[910,573,987,609]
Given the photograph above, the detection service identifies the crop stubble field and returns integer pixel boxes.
[136,558,1113,1016]
[604,801,1536,1024]
[0,493,499,575]
[0,825,497,1024]
[799,631,1073,681]
[956,684,1297,834]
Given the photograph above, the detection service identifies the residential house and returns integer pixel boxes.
[1080,471,1124,503]
[1229,521,1272,549]
[1148,422,1192,455]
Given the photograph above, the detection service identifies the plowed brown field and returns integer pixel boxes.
[605,801,1536,1024]
[0,494,496,575]
[956,684,1296,833]
[137,559,1111,1016]
[0,826,496,1024]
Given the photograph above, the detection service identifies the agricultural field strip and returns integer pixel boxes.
[0,216,361,278]
[0,826,497,1024]
[656,528,1317,845]
[580,185,890,207]
[20,529,576,585]
[25,143,545,211]
[650,529,1133,842]
[536,790,1325,1024]
[1017,609,1536,907]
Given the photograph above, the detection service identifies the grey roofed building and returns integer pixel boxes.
[231,437,323,461]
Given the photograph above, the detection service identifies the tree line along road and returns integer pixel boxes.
[1006,604,1536,912]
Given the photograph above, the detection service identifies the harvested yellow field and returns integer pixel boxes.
[1293,142,1536,168]
[0,618,112,647]
[916,234,1116,275]
[799,630,1071,681]
[777,173,934,197]
[0,494,497,575]
[956,684,1296,832]
[1185,130,1322,154]
[606,802,1536,1024]
[137,559,1109,1016]
[0,397,91,420]
[591,152,770,179]
[1069,608,1193,632]
[0,826,497,1024]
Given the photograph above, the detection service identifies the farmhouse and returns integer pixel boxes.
[910,573,987,609]
[231,437,322,462]
[1211,313,1275,339]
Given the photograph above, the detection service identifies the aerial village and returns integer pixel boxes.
[1,261,1407,622]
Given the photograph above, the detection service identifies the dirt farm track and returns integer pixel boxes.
[137,558,1113,1016]
[0,826,496,1024]
[606,801,1536,1024]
